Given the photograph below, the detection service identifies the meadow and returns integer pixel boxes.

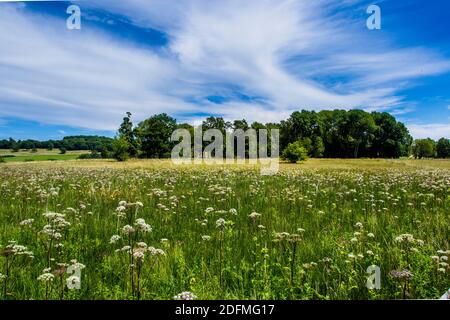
[0,149,88,163]
[0,159,448,300]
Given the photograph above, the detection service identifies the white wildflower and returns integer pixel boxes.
[216,218,226,229]
[110,235,121,244]
[135,218,152,233]
[37,273,55,282]
[19,219,34,227]
[248,212,261,220]
[355,222,363,229]
[174,292,197,300]
[122,225,135,235]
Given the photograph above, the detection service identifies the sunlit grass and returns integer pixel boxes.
[0,159,448,300]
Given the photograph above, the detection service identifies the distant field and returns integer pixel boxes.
[0,149,88,162]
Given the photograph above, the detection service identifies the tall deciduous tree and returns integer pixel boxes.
[412,138,436,159]
[436,138,450,158]
[136,113,177,158]
[118,112,139,157]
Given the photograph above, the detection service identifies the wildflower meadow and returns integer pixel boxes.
[0,159,449,300]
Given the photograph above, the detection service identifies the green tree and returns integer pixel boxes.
[118,112,139,157]
[370,112,412,158]
[136,113,177,158]
[346,110,376,158]
[112,137,130,162]
[412,139,436,159]
[436,138,450,158]
[11,143,20,152]
[311,136,325,158]
[281,140,308,163]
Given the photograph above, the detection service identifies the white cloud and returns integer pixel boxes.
[0,1,449,131]
[407,123,450,139]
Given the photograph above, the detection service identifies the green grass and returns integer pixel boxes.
[0,159,449,300]
[0,154,82,163]
[0,149,89,163]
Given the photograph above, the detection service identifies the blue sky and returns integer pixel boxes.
[0,0,449,140]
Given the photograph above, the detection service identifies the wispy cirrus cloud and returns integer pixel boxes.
[0,0,449,137]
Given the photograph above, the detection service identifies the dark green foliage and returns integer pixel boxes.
[0,136,113,152]
[412,139,436,159]
[112,137,130,162]
[78,150,110,160]
[281,110,413,158]
[136,113,177,158]
[436,138,450,158]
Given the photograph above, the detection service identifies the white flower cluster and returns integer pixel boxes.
[432,250,450,273]
[116,200,144,215]
[19,219,34,227]
[5,241,34,258]
[70,259,86,271]
[40,212,71,241]
[122,225,135,235]
[133,250,145,263]
[248,212,261,220]
[216,218,226,229]
[43,212,71,229]
[135,218,152,233]
[148,247,166,256]
[110,235,121,244]
[173,291,197,300]
[355,222,364,229]
[394,234,424,246]
[37,272,55,283]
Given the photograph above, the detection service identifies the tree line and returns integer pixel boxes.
[112,110,450,161]
[1,111,448,161]
[0,136,114,153]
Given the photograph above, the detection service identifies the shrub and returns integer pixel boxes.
[112,137,130,162]
[281,141,308,163]
[78,150,109,160]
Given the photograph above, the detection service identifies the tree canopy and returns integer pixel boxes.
[2,110,448,161]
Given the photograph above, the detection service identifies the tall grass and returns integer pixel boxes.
[0,161,448,299]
